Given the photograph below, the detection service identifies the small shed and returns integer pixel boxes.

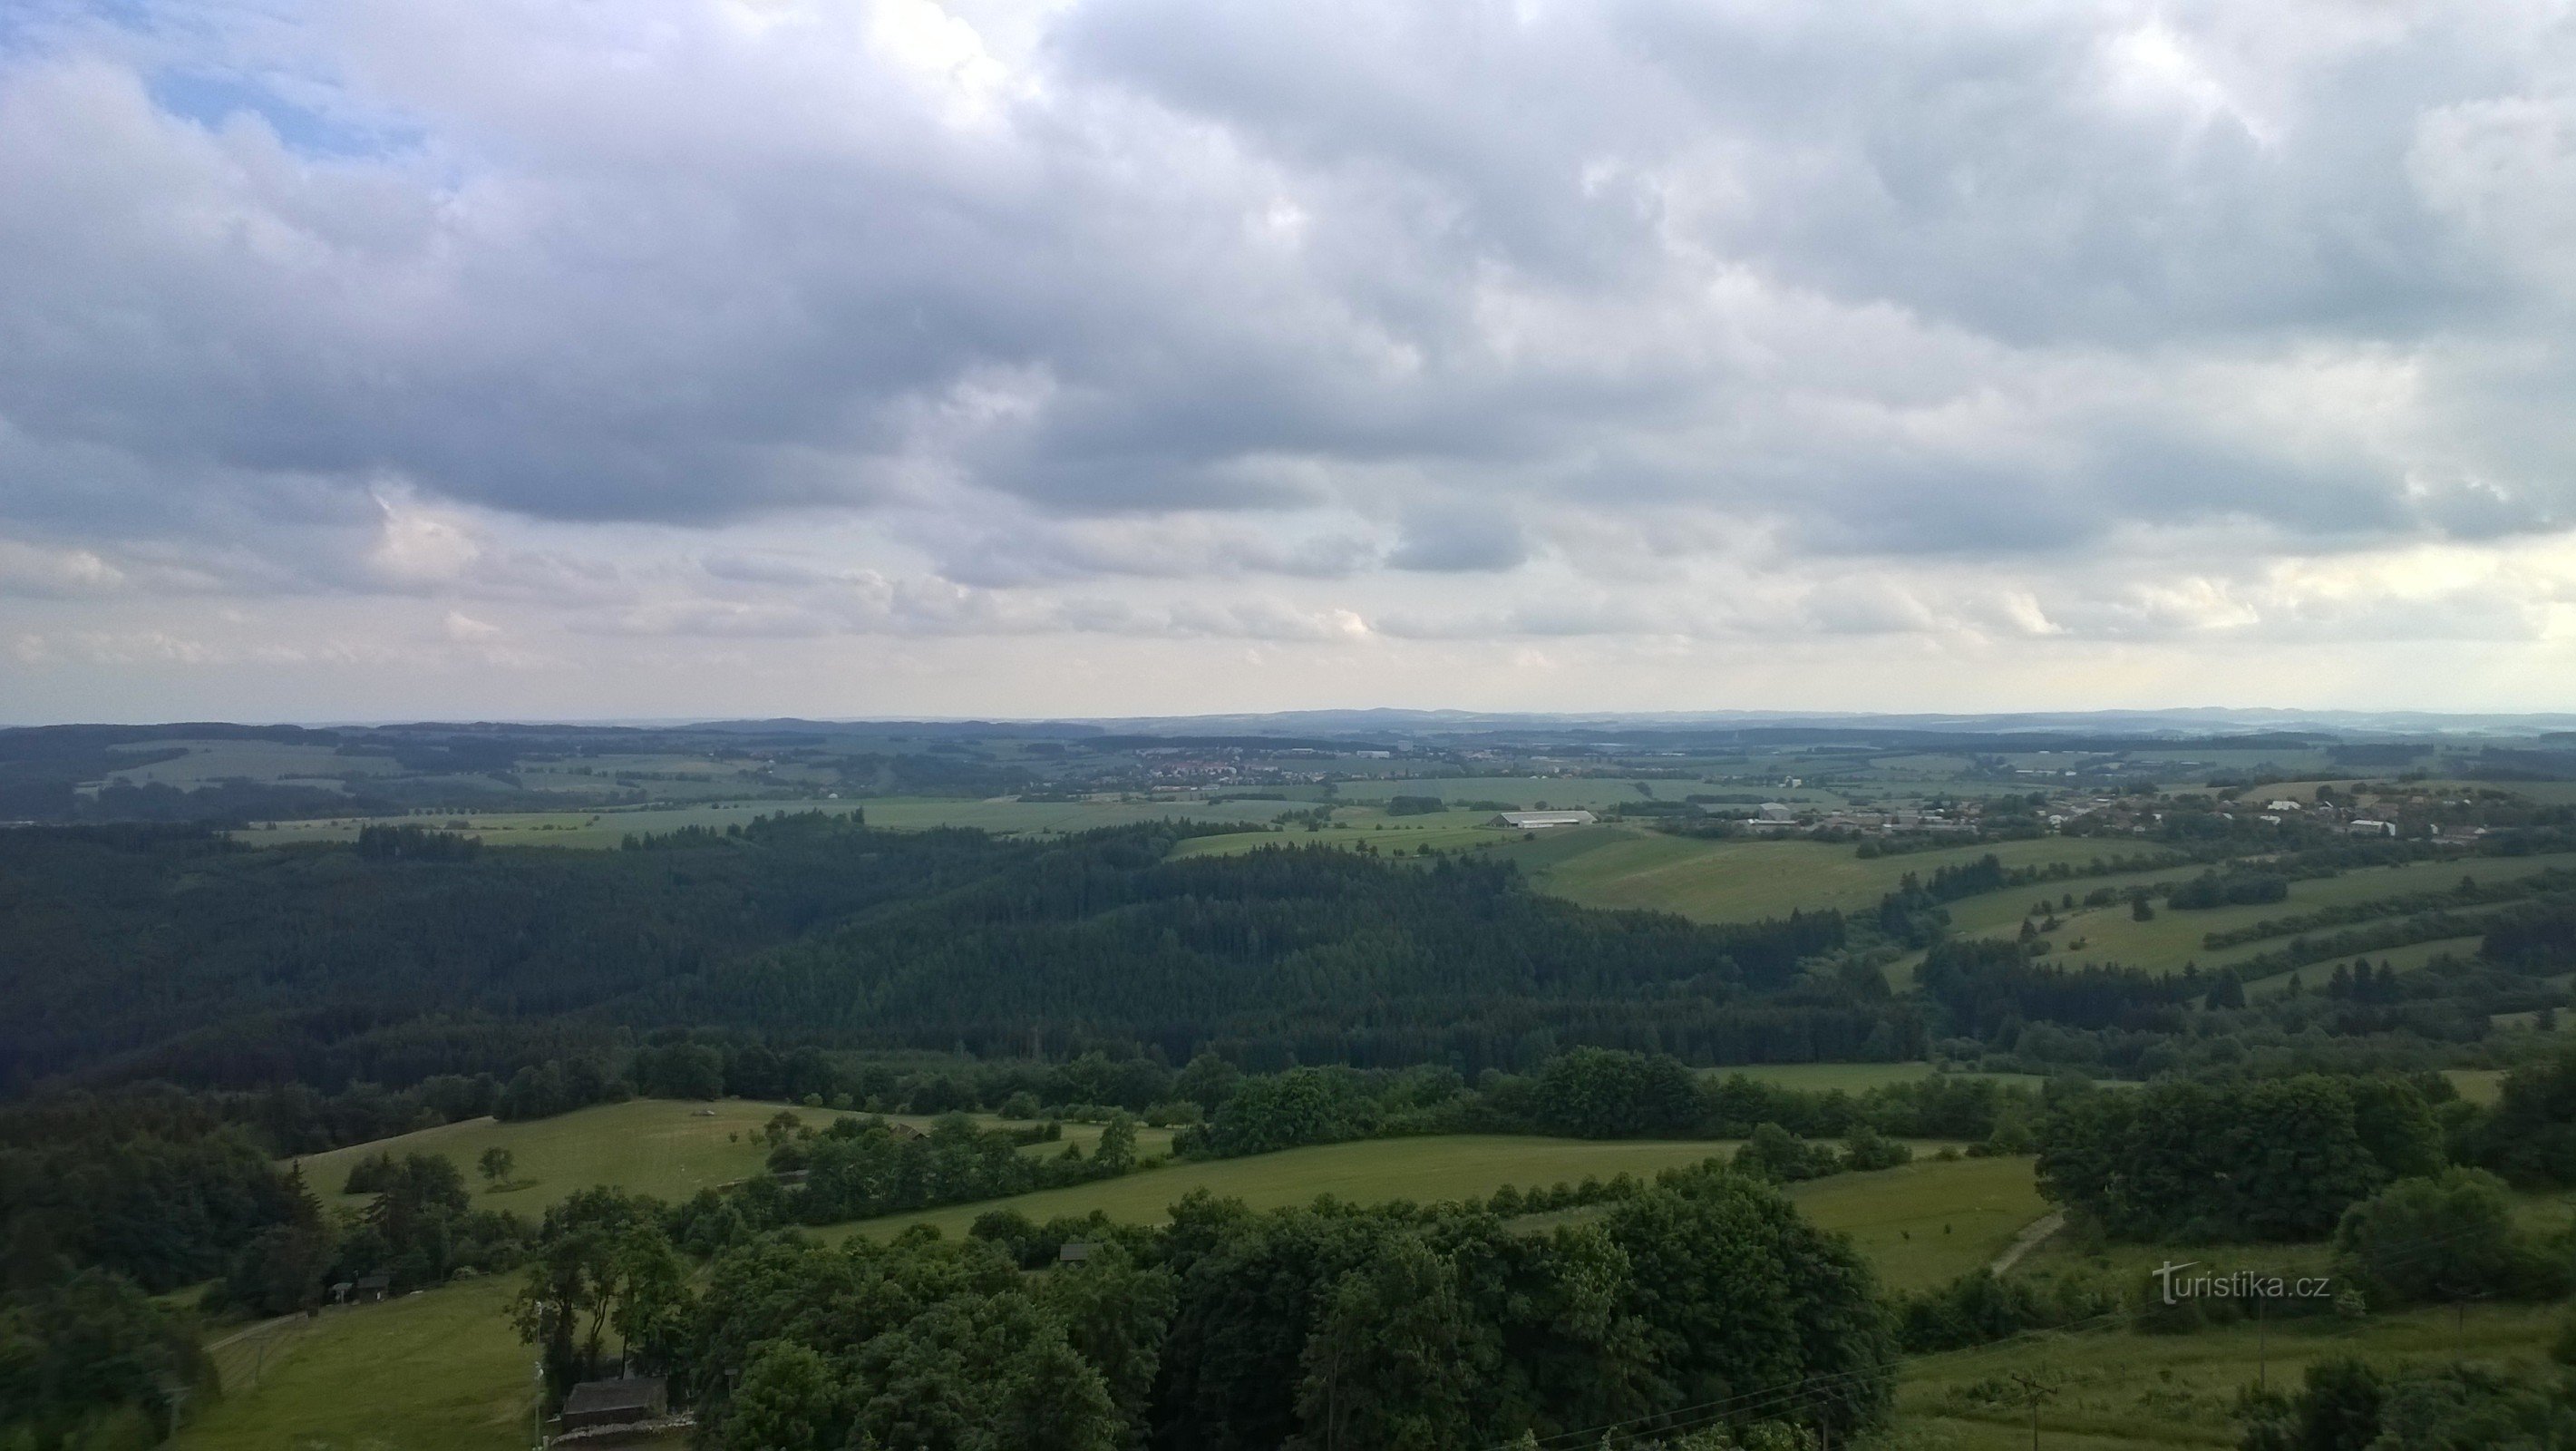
[352,1272,392,1303]
[560,1377,668,1433]
[1058,1242,1094,1266]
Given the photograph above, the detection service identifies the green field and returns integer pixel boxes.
[173,1274,538,1451]
[180,1144,2046,1450]
[1327,777,1842,811]
[1710,1062,2051,1094]
[1167,806,1566,861]
[831,1138,2046,1294]
[1968,852,2576,977]
[295,1098,1173,1212]
[1896,1302,2567,1449]
[95,739,407,793]
[832,1135,1759,1241]
[243,794,1297,849]
[1516,832,2149,925]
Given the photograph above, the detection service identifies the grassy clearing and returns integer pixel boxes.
[295,1098,1173,1213]
[2446,1067,2511,1105]
[1990,852,2576,977]
[96,739,405,791]
[828,1139,2045,1295]
[1707,1063,2051,1094]
[1167,808,1568,861]
[171,1274,535,1451]
[1523,833,2138,925]
[829,1135,1757,1242]
[1790,1154,2047,1293]
[1328,777,1708,811]
[1895,1302,2567,1449]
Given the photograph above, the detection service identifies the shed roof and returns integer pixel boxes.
[563,1378,665,1416]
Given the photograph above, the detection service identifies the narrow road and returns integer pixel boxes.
[1988,1209,2066,1277]
[205,1313,296,1353]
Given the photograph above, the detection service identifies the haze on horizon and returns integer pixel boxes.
[5,0,2576,724]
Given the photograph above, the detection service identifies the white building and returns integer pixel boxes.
[1490,810,1598,829]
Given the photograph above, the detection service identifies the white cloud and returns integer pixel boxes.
[5,0,2576,717]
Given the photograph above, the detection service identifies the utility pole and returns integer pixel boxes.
[2006,1370,2061,1451]
[2255,1287,2268,1394]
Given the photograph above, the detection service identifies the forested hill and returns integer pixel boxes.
[0,817,1891,1096]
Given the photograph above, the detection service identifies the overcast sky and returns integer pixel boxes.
[4,0,2575,722]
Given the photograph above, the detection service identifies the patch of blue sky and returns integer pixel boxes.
[150,68,419,159]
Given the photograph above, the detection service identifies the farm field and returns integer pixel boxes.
[1895,1301,2567,1449]
[831,1135,1757,1241]
[1331,776,1693,810]
[1521,832,2150,924]
[95,738,407,791]
[1167,807,1558,860]
[1709,1062,2052,1093]
[243,794,1294,848]
[1989,852,2576,976]
[832,1139,2046,1294]
[171,1274,537,1451]
[295,1098,1173,1212]
[2239,933,2487,997]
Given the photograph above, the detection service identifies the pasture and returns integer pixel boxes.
[2001,852,2576,976]
[171,1273,536,1451]
[1166,807,1553,861]
[1521,833,2143,924]
[295,1098,1173,1212]
[176,1141,2048,1450]
[1896,1302,2567,1449]
[94,738,406,792]
[833,1139,2047,1294]
[833,1135,1761,1241]
[1712,1062,2052,1094]
[243,794,1294,849]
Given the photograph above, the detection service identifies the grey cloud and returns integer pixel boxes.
[5,0,2576,677]
[1385,507,1526,572]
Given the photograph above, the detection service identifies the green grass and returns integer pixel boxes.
[295,1099,1173,1213]
[830,1135,1757,1242]
[93,739,405,793]
[2240,934,2486,997]
[1707,1063,2051,1094]
[1895,1302,2569,1449]
[2446,1067,2511,1105]
[243,795,1297,849]
[1987,853,2576,977]
[829,1137,2045,1295]
[1329,777,1703,811]
[1789,1154,2047,1292]
[1521,833,2143,925]
[172,1274,537,1451]
[189,1141,2046,1450]
[1167,809,1568,861]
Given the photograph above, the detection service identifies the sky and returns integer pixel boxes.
[4,0,2576,723]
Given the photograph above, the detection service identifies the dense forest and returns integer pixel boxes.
[0,817,1901,1095]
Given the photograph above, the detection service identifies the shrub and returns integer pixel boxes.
[2331,1168,2569,1309]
